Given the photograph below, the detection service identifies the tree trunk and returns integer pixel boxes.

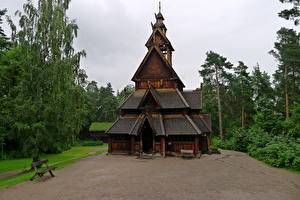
[215,66,223,140]
[241,106,245,127]
[284,65,289,120]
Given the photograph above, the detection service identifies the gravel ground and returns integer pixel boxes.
[0,150,299,200]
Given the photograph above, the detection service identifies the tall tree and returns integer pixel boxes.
[270,28,300,120]
[251,64,274,102]
[200,51,233,139]
[279,0,300,25]
[232,61,253,127]
[5,0,87,160]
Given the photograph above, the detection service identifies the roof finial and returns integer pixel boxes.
[159,1,161,13]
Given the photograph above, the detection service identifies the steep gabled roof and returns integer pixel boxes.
[138,86,161,108]
[182,91,202,110]
[131,46,184,87]
[145,29,174,51]
[120,89,202,110]
[106,113,211,135]
[119,90,146,109]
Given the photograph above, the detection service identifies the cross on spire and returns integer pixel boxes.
[159,2,161,13]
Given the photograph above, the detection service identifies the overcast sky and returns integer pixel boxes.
[2,0,299,91]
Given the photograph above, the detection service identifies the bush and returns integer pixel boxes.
[231,128,249,152]
[251,137,300,170]
[80,140,103,146]
[213,127,300,171]
[211,137,235,150]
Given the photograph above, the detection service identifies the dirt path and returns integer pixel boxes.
[0,150,299,200]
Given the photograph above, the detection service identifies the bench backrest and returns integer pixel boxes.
[32,159,48,168]
[180,150,193,154]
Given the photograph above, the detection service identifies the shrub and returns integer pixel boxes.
[249,136,300,170]
[211,137,235,150]
[231,127,249,152]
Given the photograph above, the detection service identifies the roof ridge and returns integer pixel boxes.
[200,115,212,132]
[185,114,202,135]
[105,117,120,134]
[118,92,134,109]
[149,85,162,107]
[176,88,189,108]
[145,113,157,134]
[138,87,161,108]
[129,114,144,135]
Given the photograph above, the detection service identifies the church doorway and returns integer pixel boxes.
[141,119,153,153]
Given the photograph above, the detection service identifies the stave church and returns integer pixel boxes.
[106,5,212,157]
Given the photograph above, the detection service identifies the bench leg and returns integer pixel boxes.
[49,170,55,177]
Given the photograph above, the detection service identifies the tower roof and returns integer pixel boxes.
[155,12,164,20]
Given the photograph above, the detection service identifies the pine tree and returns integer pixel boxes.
[232,61,253,127]
[279,0,300,25]
[200,51,233,139]
[270,28,300,119]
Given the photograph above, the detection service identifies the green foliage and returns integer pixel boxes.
[89,122,112,132]
[80,140,103,146]
[86,82,119,123]
[213,126,300,171]
[270,28,300,116]
[117,84,134,104]
[0,9,11,52]
[0,0,88,159]
[279,0,300,25]
[211,137,235,150]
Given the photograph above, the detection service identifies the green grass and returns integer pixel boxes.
[0,144,107,188]
[89,122,112,131]
[285,168,300,175]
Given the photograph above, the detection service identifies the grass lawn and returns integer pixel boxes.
[89,122,112,131]
[0,144,107,188]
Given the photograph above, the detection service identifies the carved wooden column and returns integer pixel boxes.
[152,135,156,154]
[131,135,135,155]
[139,135,143,157]
[108,136,112,154]
[195,135,200,158]
[161,137,166,157]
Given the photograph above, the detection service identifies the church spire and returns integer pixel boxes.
[152,2,167,34]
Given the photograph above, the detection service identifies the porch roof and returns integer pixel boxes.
[106,114,210,136]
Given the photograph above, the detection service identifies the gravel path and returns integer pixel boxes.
[0,150,299,200]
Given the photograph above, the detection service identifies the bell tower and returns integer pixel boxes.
[146,2,174,65]
[132,2,184,90]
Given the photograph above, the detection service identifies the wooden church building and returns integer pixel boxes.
[106,7,212,157]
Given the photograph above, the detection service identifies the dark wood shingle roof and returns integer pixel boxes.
[120,88,202,110]
[182,91,202,110]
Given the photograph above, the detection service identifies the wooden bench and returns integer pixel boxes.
[180,149,194,158]
[30,159,56,181]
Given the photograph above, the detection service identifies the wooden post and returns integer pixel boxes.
[195,135,199,158]
[131,135,135,155]
[139,135,143,157]
[152,135,156,154]
[161,137,166,157]
[108,136,112,154]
